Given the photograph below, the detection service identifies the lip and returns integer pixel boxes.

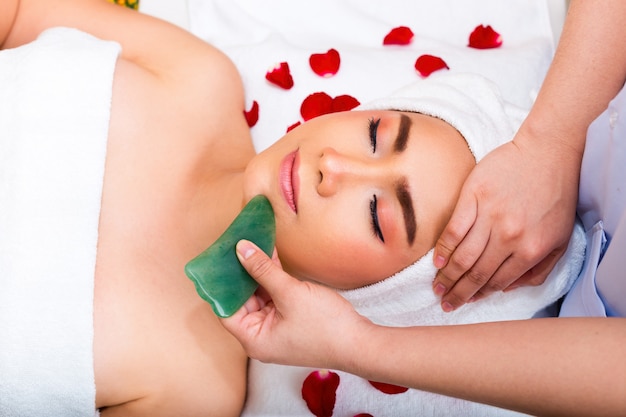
[279,149,300,213]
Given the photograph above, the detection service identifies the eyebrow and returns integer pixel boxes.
[393,114,417,245]
[396,179,417,246]
[394,113,412,153]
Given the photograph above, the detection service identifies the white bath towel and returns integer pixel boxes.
[0,28,120,416]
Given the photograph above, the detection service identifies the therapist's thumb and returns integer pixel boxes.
[236,239,286,293]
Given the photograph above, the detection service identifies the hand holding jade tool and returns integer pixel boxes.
[185,195,275,318]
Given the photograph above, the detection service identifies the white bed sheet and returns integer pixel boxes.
[141,0,562,153]
[140,0,566,44]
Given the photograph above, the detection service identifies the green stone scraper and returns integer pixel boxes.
[185,195,276,318]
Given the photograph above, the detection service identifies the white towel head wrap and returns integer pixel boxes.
[356,72,525,162]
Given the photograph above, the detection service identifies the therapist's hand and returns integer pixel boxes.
[221,240,370,370]
[432,131,582,312]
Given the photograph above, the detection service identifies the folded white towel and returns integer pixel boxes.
[0,28,120,416]
[342,224,585,327]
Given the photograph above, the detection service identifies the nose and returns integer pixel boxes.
[317,147,378,196]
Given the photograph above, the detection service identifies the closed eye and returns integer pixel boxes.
[368,117,381,153]
[370,194,384,242]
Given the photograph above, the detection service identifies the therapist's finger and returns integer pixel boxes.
[235,240,291,298]
[438,216,552,310]
[433,189,478,271]
[436,233,509,311]
[466,245,563,304]
[440,255,510,310]
[433,213,490,299]
[221,241,288,353]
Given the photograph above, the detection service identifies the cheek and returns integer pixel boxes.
[273,187,419,290]
[276,218,411,290]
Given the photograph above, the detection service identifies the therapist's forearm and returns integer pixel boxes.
[520,0,626,153]
[342,317,626,417]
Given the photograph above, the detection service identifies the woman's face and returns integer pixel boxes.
[243,110,474,289]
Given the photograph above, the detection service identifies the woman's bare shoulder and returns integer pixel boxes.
[3,0,250,152]
[2,0,234,81]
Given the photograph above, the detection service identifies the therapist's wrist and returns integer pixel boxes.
[515,113,586,167]
[324,315,380,374]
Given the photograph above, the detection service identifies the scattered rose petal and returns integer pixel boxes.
[302,370,340,417]
[331,94,360,113]
[468,24,502,49]
[383,26,414,45]
[300,92,360,121]
[243,100,259,127]
[287,121,301,132]
[354,414,374,417]
[301,92,334,121]
[266,62,294,89]
[414,54,449,77]
[310,48,341,77]
[368,380,409,395]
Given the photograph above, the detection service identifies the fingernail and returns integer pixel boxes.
[434,255,446,269]
[433,283,447,297]
[236,240,256,260]
[441,301,454,313]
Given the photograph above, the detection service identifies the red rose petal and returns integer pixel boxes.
[383,26,414,45]
[468,24,502,49]
[302,370,340,417]
[266,62,294,89]
[354,414,374,417]
[243,100,259,127]
[414,54,449,77]
[300,92,360,121]
[300,92,333,121]
[287,121,301,132]
[310,48,341,77]
[368,380,409,395]
[331,94,360,113]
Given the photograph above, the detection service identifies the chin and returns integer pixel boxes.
[242,158,271,201]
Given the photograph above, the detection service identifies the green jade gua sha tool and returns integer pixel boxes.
[185,195,275,318]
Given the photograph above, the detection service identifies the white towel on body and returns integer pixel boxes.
[0,27,120,416]
[242,73,586,417]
